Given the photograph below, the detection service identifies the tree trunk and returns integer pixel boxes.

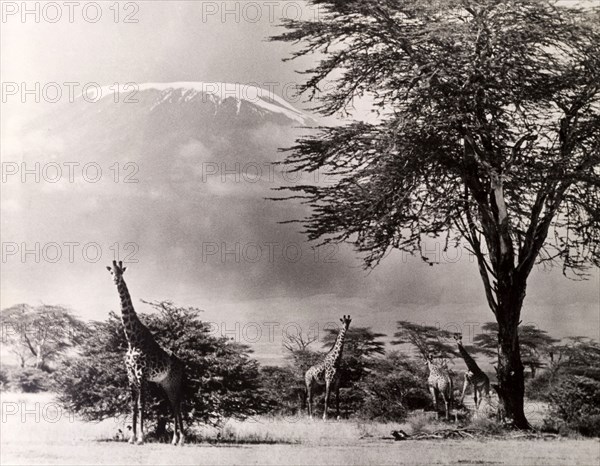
[155,417,167,441]
[495,286,530,429]
[35,344,43,369]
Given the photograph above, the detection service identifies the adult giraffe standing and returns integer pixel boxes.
[426,355,453,420]
[305,315,352,420]
[106,261,185,445]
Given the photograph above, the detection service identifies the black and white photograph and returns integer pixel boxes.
[1,1,599,464]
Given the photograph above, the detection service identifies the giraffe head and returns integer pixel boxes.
[340,315,352,330]
[106,260,127,285]
[424,353,434,367]
[453,333,463,345]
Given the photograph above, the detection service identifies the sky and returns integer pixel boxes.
[1,1,598,366]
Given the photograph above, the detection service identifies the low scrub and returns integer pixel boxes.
[545,376,600,437]
[5,367,52,393]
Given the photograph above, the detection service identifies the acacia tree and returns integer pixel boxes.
[273,0,599,428]
[393,321,456,361]
[0,304,87,370]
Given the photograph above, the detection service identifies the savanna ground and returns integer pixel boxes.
[1,392,598,465]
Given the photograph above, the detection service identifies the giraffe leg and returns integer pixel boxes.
[137,381,146,444]
[429,385,437,414]
[474,387,479,409]
[460,375,469,406]
[448,380,453,414]
[176,400,185,446]
[306,380,313,419]
[483,380,491,404]
[129,384,138,444]
[323,379,331,421]
[165,386,184,446]
[172,398,184,446]
[441,391,449,421]
[335,384,341,420]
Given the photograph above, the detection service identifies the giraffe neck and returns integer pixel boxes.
[116,278,144,344]
[327,326,348,364]
[457,341,483,375]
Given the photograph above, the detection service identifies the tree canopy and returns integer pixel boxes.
[274,0,599,277]
[392,320,456,360]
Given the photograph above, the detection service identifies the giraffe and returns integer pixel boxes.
[305,315,352,420]
[426,354,453,420]
[106,260,185,445]
[453,333,490,409]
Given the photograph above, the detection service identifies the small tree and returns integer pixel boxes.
[0,304,87,371]
[55,301,268,439]
[550,337,600,379]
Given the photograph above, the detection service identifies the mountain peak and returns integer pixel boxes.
[82,81,313,125]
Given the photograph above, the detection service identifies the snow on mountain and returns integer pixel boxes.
[81,82,313,125]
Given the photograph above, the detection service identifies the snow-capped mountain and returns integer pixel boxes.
[81,82,313,126]
[3,81,315,188]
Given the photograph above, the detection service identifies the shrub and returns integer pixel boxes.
[7,367,51,393]
[259,365,305,415]
[358,352,430,421]
[546,375,600,437]
[0,368,9,390]
[525,370,554,401]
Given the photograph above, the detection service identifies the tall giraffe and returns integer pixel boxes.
[453,333,490,409]
[305,315,352,420]
[426,355,453,420]
[106,261,185,445]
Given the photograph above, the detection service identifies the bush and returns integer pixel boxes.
[259,365,305,415]
[576,414,600,438]
[525,370,554,401]
[546,375,600,437]
[0,368,9,390]
[7,367,51,393]
[54,301,270,438]
[357,352,430,421]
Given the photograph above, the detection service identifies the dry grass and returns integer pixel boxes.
[193,416,416,445]
[2,392,598,465]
